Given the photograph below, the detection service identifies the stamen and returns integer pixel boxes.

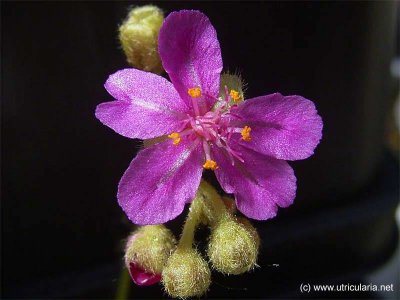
[202,140,218,170]
[187,87,201,116]
[187,87,202,98]
[203,159,219,170]
[168,132,181,145]
[229,89,242,103]
[241,126,251,141]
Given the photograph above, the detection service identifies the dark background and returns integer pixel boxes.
[2,1,399,298]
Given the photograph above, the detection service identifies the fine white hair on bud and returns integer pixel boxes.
[208,217,259,275]
[119,5,164,74]
[237,216,260,249]
[162,248,211,298]
[125,225,176,274]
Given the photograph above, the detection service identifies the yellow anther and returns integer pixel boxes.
[241,126,251,142]
[168,132,181,145]
[188,87,202,98]
[229,89,241,103]
[203,159,219,171]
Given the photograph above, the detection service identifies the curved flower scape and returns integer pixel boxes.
[95,10,323,225]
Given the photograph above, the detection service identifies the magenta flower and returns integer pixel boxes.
[95,10,323,225]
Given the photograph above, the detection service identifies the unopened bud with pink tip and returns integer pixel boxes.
[124,225,176,286]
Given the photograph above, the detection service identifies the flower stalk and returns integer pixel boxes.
[177,194,204,249]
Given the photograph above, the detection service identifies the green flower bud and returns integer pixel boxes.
[125,225,176,274]
[208,218,259,275]
[118,5,164,74]
[162,248,211,298]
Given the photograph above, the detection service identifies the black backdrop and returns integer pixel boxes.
[2,1,399,298]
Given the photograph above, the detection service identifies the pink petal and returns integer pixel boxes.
[118,138,203,225]
[128,262,161,286]
[232,93,323,160]
[95,69,189,139]
[213,146,296,220]
[159,10,222,110]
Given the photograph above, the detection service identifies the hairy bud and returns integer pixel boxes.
[208,218,259,275]
[162,248,211,298]
[237,217,260,248]
[119,5,164,73]
[125,225,176,275]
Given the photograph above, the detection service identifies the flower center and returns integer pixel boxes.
[168,87,251,170]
